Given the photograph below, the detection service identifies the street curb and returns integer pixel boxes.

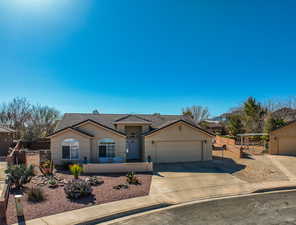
[253,185,296,193]
[76,203,172,225]
[98,189,296,225]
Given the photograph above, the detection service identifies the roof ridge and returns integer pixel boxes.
[64,113,182,116]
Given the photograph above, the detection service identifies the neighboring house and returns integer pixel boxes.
[0,126,16,156]
[48,113,214,165]
[200,120,225,135]
[269,120,296,155]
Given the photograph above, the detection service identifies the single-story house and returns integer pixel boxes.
[269,120,296,155]
[0,126,16,156]
[48,113,214,165]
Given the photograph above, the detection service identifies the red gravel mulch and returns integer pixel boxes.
[6,172,152,225]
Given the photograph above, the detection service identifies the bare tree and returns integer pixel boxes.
[25,105,60,140]
[264,96,296,112]
[182,105,210,123]
[0,97,32,138]
[0,98,60,140]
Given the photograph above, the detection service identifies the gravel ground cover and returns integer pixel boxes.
[6,172,152,225]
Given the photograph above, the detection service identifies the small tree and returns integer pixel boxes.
[264,114,286,133]
[182,106,210,123]
[92,109,100,114]
[227,114,244,136]
[242,97,267,133]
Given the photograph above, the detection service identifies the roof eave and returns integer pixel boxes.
[144,119,214,137]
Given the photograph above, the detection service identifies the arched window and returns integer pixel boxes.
[98,138,115,158]
[62,138,79,160]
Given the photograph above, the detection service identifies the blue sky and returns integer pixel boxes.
[1,0,296,117]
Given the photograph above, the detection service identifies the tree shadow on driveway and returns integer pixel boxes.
[153,158,246,176]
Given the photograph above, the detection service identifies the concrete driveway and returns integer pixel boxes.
[267,155,296,181]
[150,162,249,203]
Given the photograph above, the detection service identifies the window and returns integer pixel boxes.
[98,138,115,158]
[62,138,79,160]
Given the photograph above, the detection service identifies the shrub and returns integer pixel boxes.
[39,160,54,176]
[64,179,92,200]
[85,176,104,186]
[5,164,35,189]
[126,172,141,185]
[27,187,45,202]
[69,164,83,179]
[48,177,58,188]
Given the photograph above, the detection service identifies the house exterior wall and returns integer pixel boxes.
[144,122,213,163]
[74,123,126,162]
[270,122,296,155]
[50,130,91,165]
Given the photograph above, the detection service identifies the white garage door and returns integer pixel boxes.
[279,137,296,155]
[155,141,203,163]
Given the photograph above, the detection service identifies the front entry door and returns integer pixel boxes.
[126,138,140,160]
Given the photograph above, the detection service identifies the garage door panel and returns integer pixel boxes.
[156,141,202,163]
[279,138,296,155]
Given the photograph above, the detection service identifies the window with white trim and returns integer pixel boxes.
[98,138,115,158]
[62,138,79,160]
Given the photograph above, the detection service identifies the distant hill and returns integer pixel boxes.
[272,107,296,122]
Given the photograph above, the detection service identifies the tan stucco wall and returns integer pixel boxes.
[144,122,213,163]
[51,123,127,164]
[50,130,91,165]
[270,122,296,155]
[76,123,126,162]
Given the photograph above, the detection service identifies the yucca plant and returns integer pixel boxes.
[39,160,54,176]
[5,164,35,189]
[126,172,141,185]
[69,164,83,179]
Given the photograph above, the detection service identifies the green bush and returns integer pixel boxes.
[5,164,35,189]
[48,177,58,188]
[64,179,92,200]
[126,172,141,185]
[69,164,83,179]
[27,187,45,202]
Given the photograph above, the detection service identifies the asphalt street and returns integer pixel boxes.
[107,190,296,225]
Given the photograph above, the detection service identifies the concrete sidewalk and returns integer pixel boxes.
[14,179,296,225]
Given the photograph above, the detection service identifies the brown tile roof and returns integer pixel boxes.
[113,115,152,123]
[49,127,94,137]
[143,119,214,136]
[55,113,206,135]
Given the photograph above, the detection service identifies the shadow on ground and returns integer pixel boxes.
[153,159,246,176]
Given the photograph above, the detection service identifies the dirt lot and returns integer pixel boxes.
[6,172,152,225]
[212,150,289,183]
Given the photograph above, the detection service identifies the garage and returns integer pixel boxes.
[155,141,203,163]
[270,120,296,155]
[279,138,296,155]
[144,120,214,163]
